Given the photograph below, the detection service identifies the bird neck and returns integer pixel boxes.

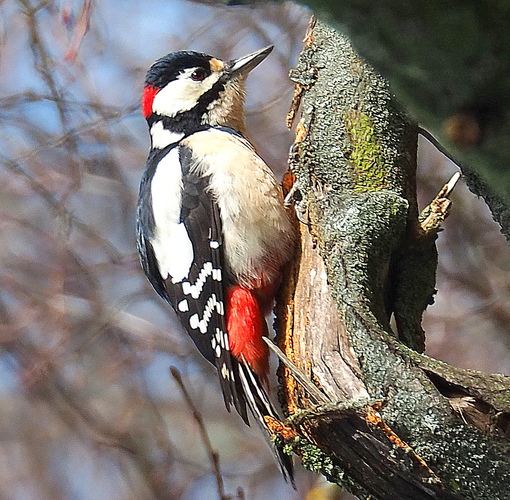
[203,78,247,135]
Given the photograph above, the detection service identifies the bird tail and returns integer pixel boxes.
[237,360,295,485]
[221,285,294,483]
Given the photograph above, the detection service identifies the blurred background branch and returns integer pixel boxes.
[1,1,510,499]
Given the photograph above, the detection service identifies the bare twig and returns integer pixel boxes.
[169,367,230,500]
[419,171,461,234]
[64,0,92,63]
[263,337,329,404]
[0,154,123,262]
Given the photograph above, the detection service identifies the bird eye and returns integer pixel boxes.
[191,68,208,81]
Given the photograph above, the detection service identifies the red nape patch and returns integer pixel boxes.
[142,85,159,118]
[227,286,269,383]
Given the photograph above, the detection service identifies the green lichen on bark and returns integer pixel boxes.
[295,439,372,499]
[291,18,429,349]
[314,0,510,238]
[279,433,350,484]
[290,27,414,199]
[344,109,387,192]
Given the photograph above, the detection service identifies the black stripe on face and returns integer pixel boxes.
[150,75,228,135]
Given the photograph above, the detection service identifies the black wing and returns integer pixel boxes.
[136,144,248,422]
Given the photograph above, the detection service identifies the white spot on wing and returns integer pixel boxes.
[209,240,220,249]
[178,299,189,312]
[215,329,222,347]
[217,301,224,316]
[220,363,231,380]
[150,121,184,149]
[181,261,221,298]
[187,294,223,334]
[150,148,194,283]
[189,314,199,330]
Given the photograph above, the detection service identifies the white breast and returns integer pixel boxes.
[181,129,294,288]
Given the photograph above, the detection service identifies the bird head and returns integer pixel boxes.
[142,46,273,136]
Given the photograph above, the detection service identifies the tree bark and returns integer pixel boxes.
[275,19,510,500]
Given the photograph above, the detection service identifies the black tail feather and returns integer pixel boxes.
[217,354,250,425]
[236,362,295,485]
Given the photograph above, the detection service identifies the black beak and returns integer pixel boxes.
[227,46,274,78]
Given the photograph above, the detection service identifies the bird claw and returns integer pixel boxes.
[284,182,310,225]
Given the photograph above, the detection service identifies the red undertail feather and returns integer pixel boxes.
[226,285,269,383]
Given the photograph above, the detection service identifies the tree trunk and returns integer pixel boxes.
[275,19,510,500]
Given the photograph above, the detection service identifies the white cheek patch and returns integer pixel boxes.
[150,148,194,283]
[150,121,184,149]
[152,69,221,117]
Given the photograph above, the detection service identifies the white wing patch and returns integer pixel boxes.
[150,147,194,283]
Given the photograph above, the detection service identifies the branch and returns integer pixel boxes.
[274,20,510,500]
[305,0,510,238]
[195,0,510,238]
[169,367,228,499]
[170,367,235,500]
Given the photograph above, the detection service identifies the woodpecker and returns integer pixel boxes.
[136,46,296,480]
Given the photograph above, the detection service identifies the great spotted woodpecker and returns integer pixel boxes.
[136,46,296,480]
